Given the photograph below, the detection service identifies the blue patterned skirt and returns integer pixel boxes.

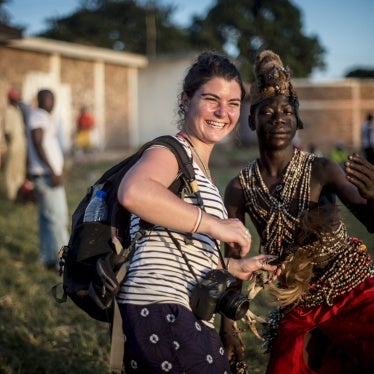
[119,303,231,373]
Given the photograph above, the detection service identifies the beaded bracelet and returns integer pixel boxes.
[191,207,202,233]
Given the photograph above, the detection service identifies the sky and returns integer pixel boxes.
[4,0,374,81]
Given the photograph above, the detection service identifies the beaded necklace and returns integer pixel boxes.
[300,236,372,308]
[239,148,313,257]
[239,149,373,311]
[177,133,212,181]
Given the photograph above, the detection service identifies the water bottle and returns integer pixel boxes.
[83,190,108,222]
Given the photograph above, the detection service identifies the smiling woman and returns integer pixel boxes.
[115,51,279,373]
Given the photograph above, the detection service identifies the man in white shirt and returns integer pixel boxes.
[27,89,69,269]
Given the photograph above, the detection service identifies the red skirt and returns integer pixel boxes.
[266,277,374,374]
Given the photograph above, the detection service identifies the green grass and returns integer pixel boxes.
[0,145,373,373]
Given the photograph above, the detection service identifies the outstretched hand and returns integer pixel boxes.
[229,254,283,282]
[345,154,374,201]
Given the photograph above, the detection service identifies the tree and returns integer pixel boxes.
[345,68,374,79]
[39,0,192,56]
[189,0,326,79]
[36,0,325,79]
[0,0,11,23]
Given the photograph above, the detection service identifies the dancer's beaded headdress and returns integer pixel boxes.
[248,50,303,129]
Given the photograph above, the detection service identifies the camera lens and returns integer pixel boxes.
[218,290,250,320]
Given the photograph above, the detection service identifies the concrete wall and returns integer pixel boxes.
[0,37,147,151]
[1,37,373,155]
[295,79,374,154]
[238,79,374,155]
[138,54,196,142]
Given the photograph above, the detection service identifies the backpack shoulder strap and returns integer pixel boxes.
[141,135,195,179]
[143,135,201,199]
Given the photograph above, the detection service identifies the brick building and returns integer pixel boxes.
[0,35,147,151]
[295,79,374,154]
[1,29,373,153]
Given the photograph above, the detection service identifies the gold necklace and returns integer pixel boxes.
[191,144,212,181]
[178,133,212,181]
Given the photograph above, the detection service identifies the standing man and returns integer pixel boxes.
[1,89,27,201]
[361,113,374,164]
[27,89,69,270]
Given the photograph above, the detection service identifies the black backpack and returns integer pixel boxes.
[52,135,198,373]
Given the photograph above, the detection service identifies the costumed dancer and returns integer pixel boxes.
[222,50,374,373]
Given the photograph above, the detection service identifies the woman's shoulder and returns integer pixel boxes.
[146,135,192,159]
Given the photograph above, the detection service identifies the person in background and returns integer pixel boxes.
[222,50,374,373]
[116,52,281,373]
[18,98,32,130]
[361,113,374,164]
[1,88,27,201]
[75,105,95,153]
[308,143,323,157]
[0,120,5,169]
[27,89,69,270]
[330,141,348,169]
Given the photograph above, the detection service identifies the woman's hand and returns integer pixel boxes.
[202,215,251,257]
[228,254,283,281]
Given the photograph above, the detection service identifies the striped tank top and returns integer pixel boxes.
[117,136,227,313]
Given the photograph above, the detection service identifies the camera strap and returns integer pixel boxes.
[164,153,228,281]
[165,228,199,281]
[165,227,228,284]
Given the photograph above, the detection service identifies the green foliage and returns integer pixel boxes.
[189,0,326,79]
[39,0,193,55]
[0,145,372,373]
[33,0,325,78]
[345,68,374,78]
[0,164,112,373]
[0,0,11,23]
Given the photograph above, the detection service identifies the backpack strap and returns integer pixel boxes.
[109,300,124,373]
[109,230,143,373]
[147,135,204,207]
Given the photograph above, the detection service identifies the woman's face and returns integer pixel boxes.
[182,77,242,145]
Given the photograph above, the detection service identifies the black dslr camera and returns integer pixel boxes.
[190,269,249,321]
